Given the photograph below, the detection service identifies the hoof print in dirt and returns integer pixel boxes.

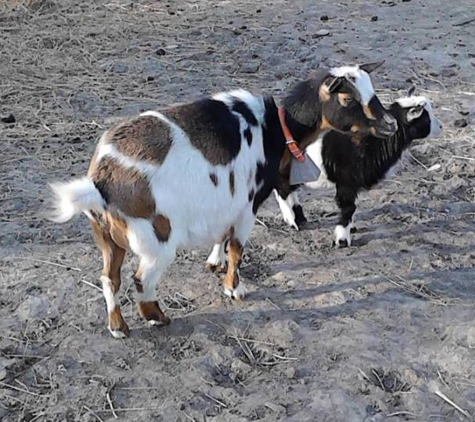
[366,368,411,393]
[454,118,468,128]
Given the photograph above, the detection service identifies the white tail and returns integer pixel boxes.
[48,177,105,223]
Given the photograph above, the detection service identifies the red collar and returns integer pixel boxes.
[278,107,305,162]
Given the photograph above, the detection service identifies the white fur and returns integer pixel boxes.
[304,133,333,190]
[48,178,105,223]
[329,66,375,105]
[334,224,351,246]
[100,275,117,314]
[206,243,226,267]
[274,190,300,230]
[395,96,443,138]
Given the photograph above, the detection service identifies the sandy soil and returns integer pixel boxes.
[1,0,475,421]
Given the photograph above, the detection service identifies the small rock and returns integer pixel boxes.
[313,29,330,38]
[146,75,155,82]
[240,61,260,74]
[458,110,469,116]
[284,367,296,379]
[155,48,166,56]
[17,296,58,320]
[320,14,329,21]
[265,402,286,414]
[454,118,468,128]
[1,114,15,124]
[371,16,378,22]
[287,280,296,288]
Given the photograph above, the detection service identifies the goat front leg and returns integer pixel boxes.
[91,218,129,338]
[273,189,307,230]
[334,185,357,248]
[223,207,255,300]
[206,240,229,273]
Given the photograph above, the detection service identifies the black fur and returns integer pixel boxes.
[231,99,259,127]
[244,126,253,146]
[318,102,433,232]
[252,95,286,215]
[164,99,242,165]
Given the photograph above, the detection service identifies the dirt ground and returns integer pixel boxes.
[1,0,475,421]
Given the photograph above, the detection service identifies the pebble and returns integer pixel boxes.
[313,29,330,37]
[265,402,286,414]
[1,113,15,124]
[371,16,378,22]
[155,48,166,56]
[454,118,468,128]
[320,15,328,21]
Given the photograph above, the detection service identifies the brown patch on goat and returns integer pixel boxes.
[320,116,337,131]
[209,173,218,186]
[229,171,235,196]
[133,275,144,294]
[105,116,173,164]
[89,156,155,219]
[138,301,170,325]
[363,105,377,120]
[350,125,360,133]
[319,85,331,102]
[153,214,171,242]
[109,306,130,336]
[338,93,352,107]
[223,238,243,296]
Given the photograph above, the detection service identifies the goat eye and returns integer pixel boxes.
[345,97,354,105]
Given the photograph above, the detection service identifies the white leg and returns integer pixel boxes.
[274,190,300,230]
[206,241,228,272]
[334,224,352,247]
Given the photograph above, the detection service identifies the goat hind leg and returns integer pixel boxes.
[91,218,129,338]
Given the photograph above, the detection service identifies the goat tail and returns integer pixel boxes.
[47,177,105,223]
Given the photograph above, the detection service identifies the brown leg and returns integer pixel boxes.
[133,268,170,326]
[91,218,129,338]
[223,237,246,300]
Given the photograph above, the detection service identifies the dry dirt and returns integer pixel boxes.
[1,0,475,421]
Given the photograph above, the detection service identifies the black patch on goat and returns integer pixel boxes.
[232,100,259,127]
[209,173,218,186]
[252,95,286,215]
[229,171,235,196]
[244,127,253,146]
[164,99,241,165]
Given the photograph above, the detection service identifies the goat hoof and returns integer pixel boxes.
[108,323,130,338]
[295,216,308,229]
[337,239,348,248]
[350,226,357,234]
[108,308,130,338]
[224,284,246,300]
[206,263,227,273]
[148,316,171,326]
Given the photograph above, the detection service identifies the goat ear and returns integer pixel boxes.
[359,60,385,74]
[327,77,344,94]
[408,86,416,97]
[407,105,424,122]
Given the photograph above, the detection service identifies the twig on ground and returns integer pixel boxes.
[434,390,471,419]
[83,405,105,422]
[106,390,118,419]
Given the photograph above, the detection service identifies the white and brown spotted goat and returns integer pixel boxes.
[48,62,396,338]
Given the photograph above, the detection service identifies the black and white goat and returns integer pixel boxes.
[48,62,397,338]
[275,88,443,247]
